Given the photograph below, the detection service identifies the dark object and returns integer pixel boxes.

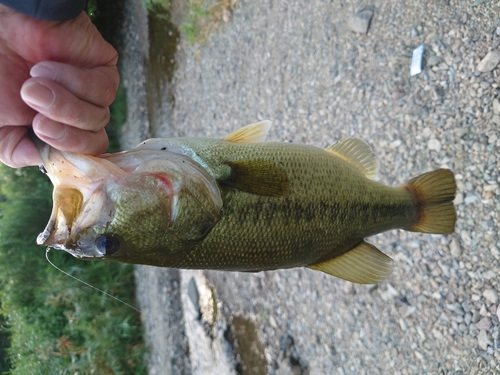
[0,0,85,21]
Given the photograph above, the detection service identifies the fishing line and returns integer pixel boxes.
[45,248,141,313]
[46,249,242,374]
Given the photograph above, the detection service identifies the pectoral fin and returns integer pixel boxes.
[325,138,379,179]
[223,121,272,143]
[308,241,393,284]
[220,160,289,197]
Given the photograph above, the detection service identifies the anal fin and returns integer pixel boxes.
[308,241,393,284]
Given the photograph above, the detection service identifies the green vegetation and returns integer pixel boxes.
[181,0,210,44]
[0,165,146,374]
[0,3,143,372]
[182,0,238,44]
[108,86,127,153]
[143,0,172,20]
[142,0,237,44]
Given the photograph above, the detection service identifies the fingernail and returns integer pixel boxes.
[36,118,66,140]
[21,82,55,108]
[30,63,55,79]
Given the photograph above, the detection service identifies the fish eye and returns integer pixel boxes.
[95,234,120,255]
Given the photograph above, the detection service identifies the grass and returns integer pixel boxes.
[0,2,145,373]
[0,165,146,374]
[108,86,127,153]
[182,0,238,44]
[143,0,172,20]
[143,0,237,44]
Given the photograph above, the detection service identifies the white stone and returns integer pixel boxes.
[454,193,464,205]
[464,195,478,204]
[476,317,491,331]
[428,138,442,151]
[483,289,498,304]
[450,238,462,257]
[428,55,442,67]
[492,114,500,126]
[478,330,490,350]
[348,10,374,34]
[478,50,500,72]
[492,98,500,115]
[484,184,498,192]
[432,328,444,341]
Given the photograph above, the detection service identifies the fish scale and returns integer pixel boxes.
[34,121,456,284]
[134,139,418,271]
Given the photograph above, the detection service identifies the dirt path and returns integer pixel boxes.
[118,0,499,373]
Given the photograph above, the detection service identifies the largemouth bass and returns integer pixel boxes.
[34,122,457,284]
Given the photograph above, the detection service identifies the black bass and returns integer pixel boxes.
[35,122,457,284]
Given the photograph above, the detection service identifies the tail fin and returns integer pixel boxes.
[404,169,457,234]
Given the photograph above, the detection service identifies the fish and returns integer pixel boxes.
[34,121,457,284]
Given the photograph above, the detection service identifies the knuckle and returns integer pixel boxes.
[101,84,118,107]
[98,107,111,129]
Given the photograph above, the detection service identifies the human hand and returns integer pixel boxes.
[0,4,119,168]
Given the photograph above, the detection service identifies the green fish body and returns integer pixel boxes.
[35,122,457,283]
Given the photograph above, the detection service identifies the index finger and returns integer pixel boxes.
[30,61,119,107]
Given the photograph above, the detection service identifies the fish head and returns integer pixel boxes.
[36,141,223,262]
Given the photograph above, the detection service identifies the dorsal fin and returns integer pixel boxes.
[308,241,393,284]
[325,138,379,179]
[223,121,272,143]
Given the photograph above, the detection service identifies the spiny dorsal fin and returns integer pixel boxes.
[221,160,289,197]
[223,121,272,143]
[325,138,379,179]
[308,241,393,284]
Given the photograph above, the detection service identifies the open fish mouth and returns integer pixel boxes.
[32,134,124,256]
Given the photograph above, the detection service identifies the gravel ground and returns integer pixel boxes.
[117,0,500,374]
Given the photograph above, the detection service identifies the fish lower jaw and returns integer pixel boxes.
[36,230,103,259]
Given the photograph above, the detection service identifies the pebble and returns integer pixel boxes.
[471,0,489,7]
[483,184,498,192]
[348,9,374,34]
[483,289,498,304]
[432,328,444,341]
[427,55,441,67]
[464,194,478,204]
[492,115,500,126]
[483,270,496,280]
[478,330,490,350]
[476,317,491,331]
[428,138,442,151]
[460,230,472,246]
[492,98,500,115]
[450,238,462,257]
[477,50,500,72]
[472,310,481,323]
[480,304,488,317]
[187,277,201,315]
[492,246,500,259]
[465,313,472,325]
